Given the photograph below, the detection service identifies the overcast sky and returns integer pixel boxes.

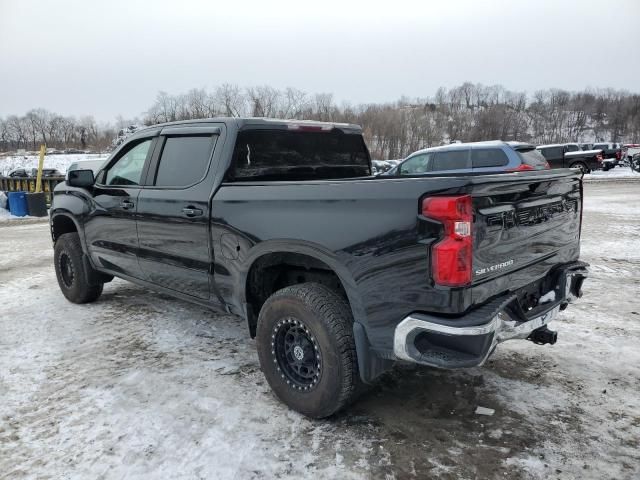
[1,0,639,122]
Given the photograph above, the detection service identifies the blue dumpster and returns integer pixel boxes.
[8,191,28,217]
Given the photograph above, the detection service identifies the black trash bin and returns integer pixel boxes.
[26,192,48,217]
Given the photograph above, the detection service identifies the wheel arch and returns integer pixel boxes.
[239,240,366,337]
[51,211,84,245]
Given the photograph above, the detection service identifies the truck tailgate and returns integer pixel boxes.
[470,170,582,297]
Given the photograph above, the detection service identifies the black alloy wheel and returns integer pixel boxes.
[271,317,322,391]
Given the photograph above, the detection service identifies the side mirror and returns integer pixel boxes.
[67,169,95,188]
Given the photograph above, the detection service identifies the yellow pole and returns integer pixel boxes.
[35,144,45,193]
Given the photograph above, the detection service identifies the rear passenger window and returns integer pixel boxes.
[432,150,470,171]
[471,149,509,168]
[155,135,216,187]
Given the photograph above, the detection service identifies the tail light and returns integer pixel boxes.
[616,151,621,160]
[506,163,536,172]
[597,153,603,162]
[422,195,473,287]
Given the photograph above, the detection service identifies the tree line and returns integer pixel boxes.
[0,109,128,153]
[2,83,639,159]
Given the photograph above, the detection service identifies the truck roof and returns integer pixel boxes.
[135,117,363,134]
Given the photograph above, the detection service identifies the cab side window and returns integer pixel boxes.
[153,135,216,187]
[104,139,153,186]
[540,147,563,159]
[550,147,564,158]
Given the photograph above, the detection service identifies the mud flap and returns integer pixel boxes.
[353,322,394,384]
[83,254,114,286]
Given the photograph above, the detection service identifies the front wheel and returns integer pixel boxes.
[54,232,104,303]
[256,283,359,418]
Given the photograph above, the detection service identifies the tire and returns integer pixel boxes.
[256,282,359,418]
[54,232,104,304]
[570,161,588,174]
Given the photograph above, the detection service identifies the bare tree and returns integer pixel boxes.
[3,82,640,157]
[215,84,245,117]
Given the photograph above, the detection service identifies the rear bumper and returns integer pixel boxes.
[393,261,588,368]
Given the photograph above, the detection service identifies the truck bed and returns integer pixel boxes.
[212,168,583,355]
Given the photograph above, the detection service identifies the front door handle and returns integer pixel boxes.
[120,200,135,209]
[182,206,203,217]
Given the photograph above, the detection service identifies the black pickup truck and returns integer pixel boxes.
[50,118,588,418]
[537,143,604,173]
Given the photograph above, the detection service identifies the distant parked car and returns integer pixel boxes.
[631,153,640,173]
[371,160,394,174]
[30,168,63,177]
[385,141,549,176]
[536,143,604,173]
[64,148,89,154]
[622,144,640,166]
[7,168,29,178]
[592,142,622,164]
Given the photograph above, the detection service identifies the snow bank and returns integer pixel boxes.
[0,208,45,223]
[0,153,109,176]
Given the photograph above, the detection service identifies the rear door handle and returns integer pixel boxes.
[120,200,135,209]
[182,207,203,217]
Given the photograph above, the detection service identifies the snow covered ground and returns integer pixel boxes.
[0,153,109,176]
[0,183,639,479]
[584,166,640,180]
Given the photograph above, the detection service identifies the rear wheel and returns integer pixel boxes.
[54,232,103,303]
[256,282,359,418]
[570,161,588,174]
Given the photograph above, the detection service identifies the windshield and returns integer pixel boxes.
[227,129,371,181]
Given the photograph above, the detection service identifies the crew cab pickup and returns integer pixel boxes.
[537,143,604,173]
[50,118,588,418]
